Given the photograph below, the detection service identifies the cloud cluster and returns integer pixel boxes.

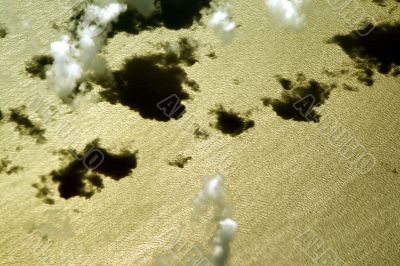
[194,175,238,265]
[47,0,128,103]
[209,3,236,42]
[45,0,213,104]
[265,0,310,30]
[212,218,238,265]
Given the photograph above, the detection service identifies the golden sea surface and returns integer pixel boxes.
[0,0,399,265]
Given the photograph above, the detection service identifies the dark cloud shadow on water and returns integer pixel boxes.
[33,140,138,204]
[370,0,400,6]
[69,0,212,38]
[328,22,400,86]
[262,73,334,122]
[8,106,46,144]
[167,155,192,168]
[108,9,161,37]
[99,38,199,121]
[25,55,54,80]
[107,0,212,37]
[0,157,23,175]
[194,125,210,139]
[158,0,212,29]
[210,106,255,137]
[0,23,7,38]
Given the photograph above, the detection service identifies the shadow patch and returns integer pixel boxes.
[107,0,212,36]
[263,73,334,122]
[207,51,217,59]
[168,155,192,168]
[8,106,46,144]
[194,126,210,139]
[328,22,400,86]
[33,140,138,203]
[322,69,350,78]
[276,76,293,90]
[71,0,212,38]
[342,83,359,92]
[210,106,255,137]
[371,0,400,6]
[25,55,54,79]
[0,23,7,38]
[158,0,212,29]
[99,38,198,121]
[323,68,372,88]
[0,157,23,175]
[108,9,160,37]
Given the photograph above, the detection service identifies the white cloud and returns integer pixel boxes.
[265,0,311,29]
[209,3,236,42]
[194,175,238,265]
[47,1,127,103]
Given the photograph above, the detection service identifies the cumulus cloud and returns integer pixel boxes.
[194,175,238,265]
[47,1,127,103]
[209,3,236,42]
[265,0,310,30]
[46,0,209,104]
[212,218,238,265]
[194,175,227,213]
[47,36,82,101]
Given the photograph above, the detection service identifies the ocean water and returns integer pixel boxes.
[0,0,400,265]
